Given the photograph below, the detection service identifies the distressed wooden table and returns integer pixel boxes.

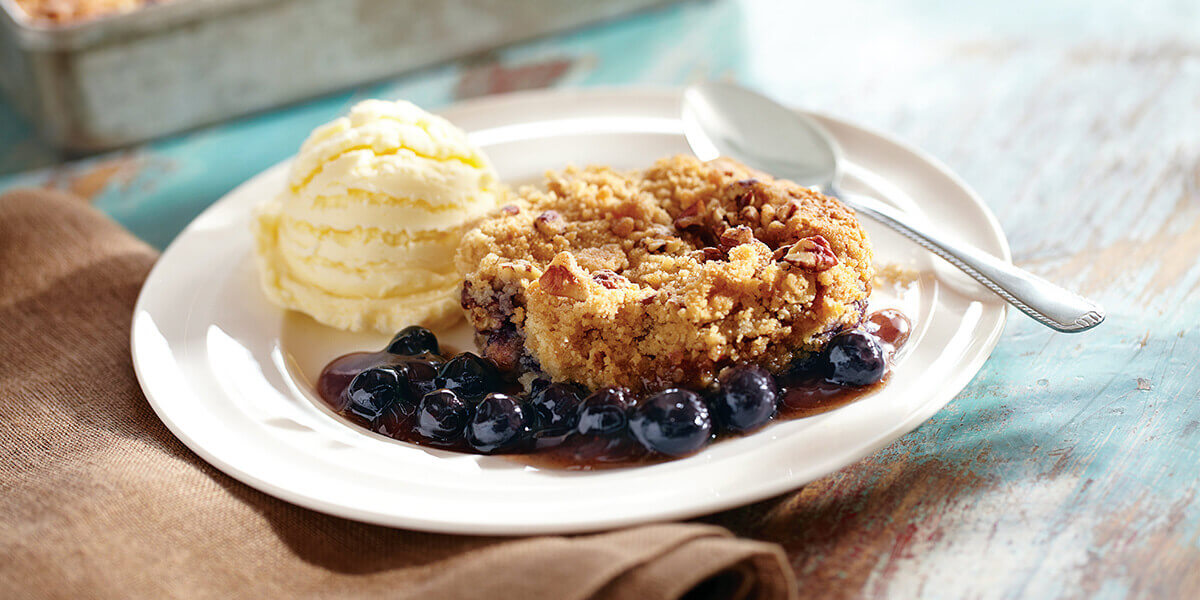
[2,1,1197,597]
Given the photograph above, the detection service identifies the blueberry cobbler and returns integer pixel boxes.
[317,156,910,468]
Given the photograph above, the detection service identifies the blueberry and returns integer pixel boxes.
[318,351,393,411]
[467,393,526,453]
[435,352,500,401]
[374,402,414,438]
[344,367,406,422]
[577,387,634,436]
[823,330,887,386]
[785,350,825,380]
[389,355,442,399]
[527,382,583,437]
[415,389,470,443]
[528,377,551,394]
[386,325,440,356]
[712,365,778,432]
[629,389,713,456]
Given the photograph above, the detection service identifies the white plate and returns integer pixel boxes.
[132,88,1008,535]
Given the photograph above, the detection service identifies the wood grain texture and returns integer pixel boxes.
[0,0,1196,597]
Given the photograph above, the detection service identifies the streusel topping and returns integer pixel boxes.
[457,155,873,392]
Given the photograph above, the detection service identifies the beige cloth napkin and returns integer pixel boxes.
[0,189,797,600]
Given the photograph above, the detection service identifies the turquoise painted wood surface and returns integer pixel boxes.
[2,1,1197,597]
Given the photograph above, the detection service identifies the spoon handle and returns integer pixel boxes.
[833,190,1105,333]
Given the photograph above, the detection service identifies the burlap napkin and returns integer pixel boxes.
[0,189,797,600]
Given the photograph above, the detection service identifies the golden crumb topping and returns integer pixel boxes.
[456,155,873,393]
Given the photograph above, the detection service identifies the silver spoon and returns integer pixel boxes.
[681,82,1104,333]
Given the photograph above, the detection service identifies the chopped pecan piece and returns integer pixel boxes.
[727,179,764,207]
[539,264,588,301]
[718,225,755,252]
[534,210,566,235]
[778,235,838,272]
[739,205,759,223]
[759,203,776,226]
[688,247,726,263]
[777,199,800,221]
[500,204,521,216]
[642,237,669,253]
[498,259,536,275]
[592,269,629,289]
[674,202,704,230]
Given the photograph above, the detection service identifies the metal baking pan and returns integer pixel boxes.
[0,0,675,152]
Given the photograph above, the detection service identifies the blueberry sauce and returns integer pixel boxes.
[315,311,911,470]
[866,308,912,350]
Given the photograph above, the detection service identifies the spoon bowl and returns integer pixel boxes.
[682,83,841,192]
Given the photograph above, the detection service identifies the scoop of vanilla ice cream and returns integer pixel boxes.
[254,99,498,332]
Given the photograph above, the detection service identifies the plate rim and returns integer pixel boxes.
[131,86,1009,535]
